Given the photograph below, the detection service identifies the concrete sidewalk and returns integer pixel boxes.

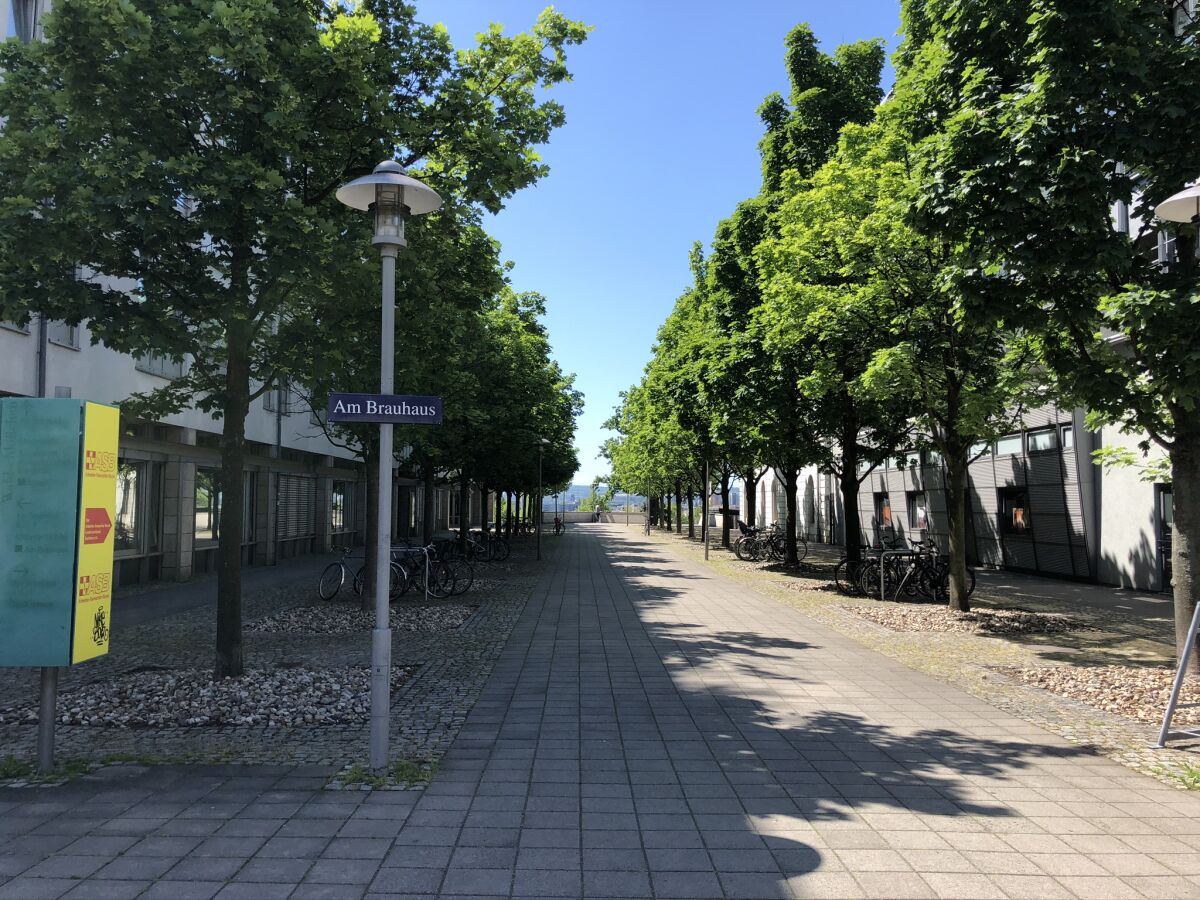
[111,554,335,630]
[2,526,1200,898]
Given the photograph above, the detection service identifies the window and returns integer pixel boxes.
[856,459,872,475]
[115,463,141,552]
[875,493,893,529]
[194,468,221,543]
[114,460,162,555]
[995,434,1022,456]
[449,490,462,528]
[1,319,29,334]
[1061,425,1075,450]
[46,320,79,349]
[899,450,920,469]
[925,450,943,466]
[1027,428,1058,453]
[1000,488,1031,535]
[969,441,991,460]
[908,492,929,531]
[136,352,185,379]
[331,480,354,533]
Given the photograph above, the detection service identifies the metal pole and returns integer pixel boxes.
[1156,599,1200,747]
[704,459,710,561]
[537,446,543,560]
[37,666,57,774]
[370,246,397,774]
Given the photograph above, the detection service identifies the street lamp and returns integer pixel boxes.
[1156,184,1200,224]
[537,438,549,560]
[337,161,441,774]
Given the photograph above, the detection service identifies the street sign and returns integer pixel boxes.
[327,392,442,425]
[0,399,119,666]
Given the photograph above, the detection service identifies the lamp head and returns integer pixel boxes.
[336,161,442,248]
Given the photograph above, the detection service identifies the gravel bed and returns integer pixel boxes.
[845,604,1083,635]
[1000,664,1200,726]
[247,602,476,635]
[0,666,414,728]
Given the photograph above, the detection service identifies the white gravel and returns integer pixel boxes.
[0,666,413,728]
[247,603,476,635]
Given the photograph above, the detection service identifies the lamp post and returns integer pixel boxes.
[537,438,549,560]
[337,161,441,774]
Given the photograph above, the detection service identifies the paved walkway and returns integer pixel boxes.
[4,526,1200,899]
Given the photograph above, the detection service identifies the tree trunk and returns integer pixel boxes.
[839,466,863,565]
[458,474,470,551]
[361,444,378,612]
[214,332,250,680]
[744,472,759,528]
[720,473,732,548]
[505,491,513,536]
[1172,432,1200,669]
[687,489,695,539]
[945,451,971,612]
[675,481,683,534]
[783,467,800,566]
[495,489,503,538]
[422,468,435,544]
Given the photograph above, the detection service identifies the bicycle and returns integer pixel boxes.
[319,548,363,601]
[893,539,977,602]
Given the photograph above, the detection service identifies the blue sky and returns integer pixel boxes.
[420,1,903,482]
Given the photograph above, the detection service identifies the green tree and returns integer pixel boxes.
[0,0,588,677]
[896,0,1200,628]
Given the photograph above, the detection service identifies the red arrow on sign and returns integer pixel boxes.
[84,507,112,544]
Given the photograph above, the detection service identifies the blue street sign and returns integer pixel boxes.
[327,393,442,425]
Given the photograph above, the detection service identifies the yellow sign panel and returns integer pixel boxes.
[72,402,118,663]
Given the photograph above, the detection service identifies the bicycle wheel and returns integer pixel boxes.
[734,537,752,561]
[319,563,345,601]
[834,559,860,595]
[493,538,510,561]
[353,566,365,596]
[859,560,882,599]
[425,561,453,599]
[796,536,809,563]
[390,562,410,600]
[446,559,474,595]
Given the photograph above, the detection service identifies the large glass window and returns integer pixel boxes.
[969,441,992,460]
[995,434,1023,456]
[899,450,921,469]
[47,320,79,348]
[1027,428,1058,453]
[908,492,928,531]
[1000,488,1031,535]
[331,480,354,533]
[1062,425,1075,450]
[136,352,185,379]
[115,463,141,552]
[195,468,220,543]
[115,460,162,555]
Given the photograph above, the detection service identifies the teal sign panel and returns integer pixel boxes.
[0,399,84,666]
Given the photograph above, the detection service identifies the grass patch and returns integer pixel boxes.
[1155,763,1200,791]
[0,755,33,779]
[335,757,439,789]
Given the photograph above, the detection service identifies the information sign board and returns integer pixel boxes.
[327,392,442,425]
[0,399,118,667]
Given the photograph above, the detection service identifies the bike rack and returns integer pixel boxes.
[879,550,917,602]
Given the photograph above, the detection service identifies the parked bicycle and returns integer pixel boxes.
[322,547,407,601]
[733,522,807,564]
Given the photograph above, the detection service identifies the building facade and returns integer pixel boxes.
[741,404,1169,592]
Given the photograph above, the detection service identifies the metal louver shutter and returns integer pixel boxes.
[278,475,317,539]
